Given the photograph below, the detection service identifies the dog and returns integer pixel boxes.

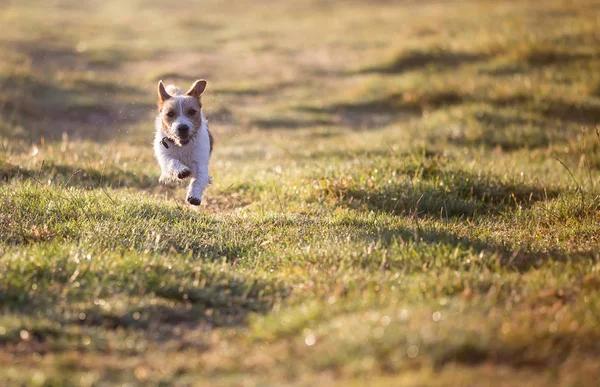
[154,79,214,206]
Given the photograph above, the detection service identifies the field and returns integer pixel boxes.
[1,0,600,385]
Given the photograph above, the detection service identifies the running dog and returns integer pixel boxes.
[154,79,213,205]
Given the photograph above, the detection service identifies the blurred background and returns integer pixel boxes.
[1,0,599,152]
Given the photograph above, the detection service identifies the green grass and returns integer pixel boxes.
[1,0,600,385]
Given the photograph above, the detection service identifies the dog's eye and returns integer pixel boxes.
[166,111,175,118]
[188,109,197,116]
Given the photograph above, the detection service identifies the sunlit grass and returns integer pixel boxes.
[1,0,600,385]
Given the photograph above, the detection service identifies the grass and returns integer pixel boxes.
[1,0,600,385]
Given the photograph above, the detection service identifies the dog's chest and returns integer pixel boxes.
[168,144,197,166]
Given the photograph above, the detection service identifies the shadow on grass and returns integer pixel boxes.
[360,49,488,74]
[1,162,156,189]
[488,94,600,126]
[0,73,153,142]
[349,217,597,272]
[299,90,465,129]
[212,81,297,97]
[478,64,529,76]
[1,42,153,142]
[444,95,600,150]
[301,84,600,133]
[321,168,560,219]
[0,265,282,351]
[536,99,600,125]
[71,276,276,332]
[469,43,596,75]
[448,110,553,151]
[523,49,596,67]
[251,116,333,130]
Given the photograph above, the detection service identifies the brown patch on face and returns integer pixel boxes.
[159,96,203,136]
[160,99,179,132]
[181,96,203,127]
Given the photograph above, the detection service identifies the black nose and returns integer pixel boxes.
[176,124,189,137]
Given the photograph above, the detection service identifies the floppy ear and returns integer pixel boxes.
[185,79,207,98]
[157,80,171,107]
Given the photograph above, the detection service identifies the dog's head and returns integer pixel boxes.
[157,79,207,146]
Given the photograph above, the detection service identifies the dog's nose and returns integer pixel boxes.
[176,124,189,138]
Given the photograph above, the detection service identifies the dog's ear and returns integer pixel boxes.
[157,80,171,108]
[185,80,207,99]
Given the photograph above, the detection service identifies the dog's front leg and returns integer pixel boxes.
[158,159,192,183]
[186,164,209,205]
[155,147,191,183]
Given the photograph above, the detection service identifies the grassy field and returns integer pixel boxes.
[1,0,600,385]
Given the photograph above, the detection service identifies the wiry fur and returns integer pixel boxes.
[154,79,213,206]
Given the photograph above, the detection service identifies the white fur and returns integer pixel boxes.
[154,87,211,204]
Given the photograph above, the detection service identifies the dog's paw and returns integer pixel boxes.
[187,196,201,206]
[159,174,172,185]
[177,168,192,179]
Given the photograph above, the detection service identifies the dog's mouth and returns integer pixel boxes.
[178,137,191,145]
[166,127,195,146]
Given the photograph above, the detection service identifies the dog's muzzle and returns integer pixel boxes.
[176,124,191,144]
